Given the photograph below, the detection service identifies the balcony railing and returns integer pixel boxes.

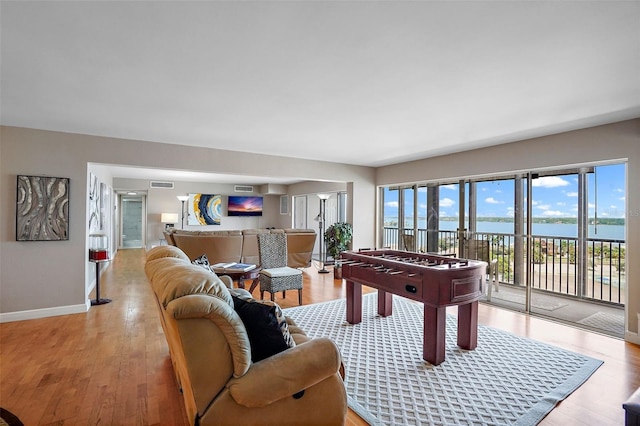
[383,227,625,305]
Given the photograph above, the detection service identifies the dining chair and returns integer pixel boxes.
[257,233,303,304]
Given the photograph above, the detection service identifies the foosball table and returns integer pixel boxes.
[341,249,487,365]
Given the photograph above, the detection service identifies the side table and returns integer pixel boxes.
[90,259,112,306]
[218,268,261,291]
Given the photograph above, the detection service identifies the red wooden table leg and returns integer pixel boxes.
[346,280,362,324]
[457,300,478,350]
[423,305,446,365]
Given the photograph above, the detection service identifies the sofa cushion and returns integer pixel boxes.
[260,267,302,278]
[240,229,271,266]
[146,258,234,309]
[172,233,243,264]
[146,245,190,262]
[231,295,296,362]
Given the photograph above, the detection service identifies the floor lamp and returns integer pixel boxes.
[177,195,189,229]
[315,193,331,273]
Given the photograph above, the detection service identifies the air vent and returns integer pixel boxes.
[234,185,254,193]
[150,181,175,189]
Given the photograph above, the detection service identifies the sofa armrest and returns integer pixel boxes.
[226,337,342,408]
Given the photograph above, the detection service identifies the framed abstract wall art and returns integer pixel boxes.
[16,175,70,241]
[187,193,222,225]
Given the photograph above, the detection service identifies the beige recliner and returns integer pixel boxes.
[145,245,347,426]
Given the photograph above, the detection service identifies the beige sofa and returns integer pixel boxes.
[145,245,347,426]
[165,228,316,269]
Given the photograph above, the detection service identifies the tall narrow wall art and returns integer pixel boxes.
[16,175,70,241]
[88,172,99,232]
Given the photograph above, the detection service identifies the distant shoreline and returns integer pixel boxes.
[383,217,626,240]
[438,217,625,225]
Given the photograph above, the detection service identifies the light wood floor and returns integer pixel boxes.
[0,248,638,425]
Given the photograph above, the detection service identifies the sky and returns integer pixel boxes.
[384,163,626,219]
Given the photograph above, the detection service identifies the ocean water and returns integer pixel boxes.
[388,219,625,241]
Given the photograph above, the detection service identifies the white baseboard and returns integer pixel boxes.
[625,331,640,345]
[0,303,89,323]
[626,313,640,344]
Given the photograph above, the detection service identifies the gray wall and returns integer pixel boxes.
[114,177,284,246]
[0,126,375,320]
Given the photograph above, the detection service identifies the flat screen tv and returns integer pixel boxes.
[227,196,263,216]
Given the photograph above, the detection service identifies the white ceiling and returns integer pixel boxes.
[2,1,639,183]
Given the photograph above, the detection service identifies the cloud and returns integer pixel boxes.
[566,191,578,197]
[441,184,457,191]
[440,197,455,207]
[556,202,566,206]
[532,176,570,188]
[485,197,503,204]
[536,204,551,210]
[385,201,398,208]
[541,210,567,217]
[601,205,625,218]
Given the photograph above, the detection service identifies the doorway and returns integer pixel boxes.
[119,194,146,249]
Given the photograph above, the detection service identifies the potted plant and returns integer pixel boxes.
[324,222,353,279]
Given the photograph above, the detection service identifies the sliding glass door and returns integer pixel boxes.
[378,161,626,336]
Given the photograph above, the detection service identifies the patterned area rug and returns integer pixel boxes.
[577,311,625,335]
[284,294,603,426]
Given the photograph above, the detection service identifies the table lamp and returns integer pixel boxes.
[161,213,179,231]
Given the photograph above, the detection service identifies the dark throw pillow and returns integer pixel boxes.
[192,253,211,270]
[232,295,295,362]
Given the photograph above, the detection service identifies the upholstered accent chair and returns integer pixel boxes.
[258,233,304,305]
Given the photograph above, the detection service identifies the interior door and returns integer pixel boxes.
[120,194,146,248]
